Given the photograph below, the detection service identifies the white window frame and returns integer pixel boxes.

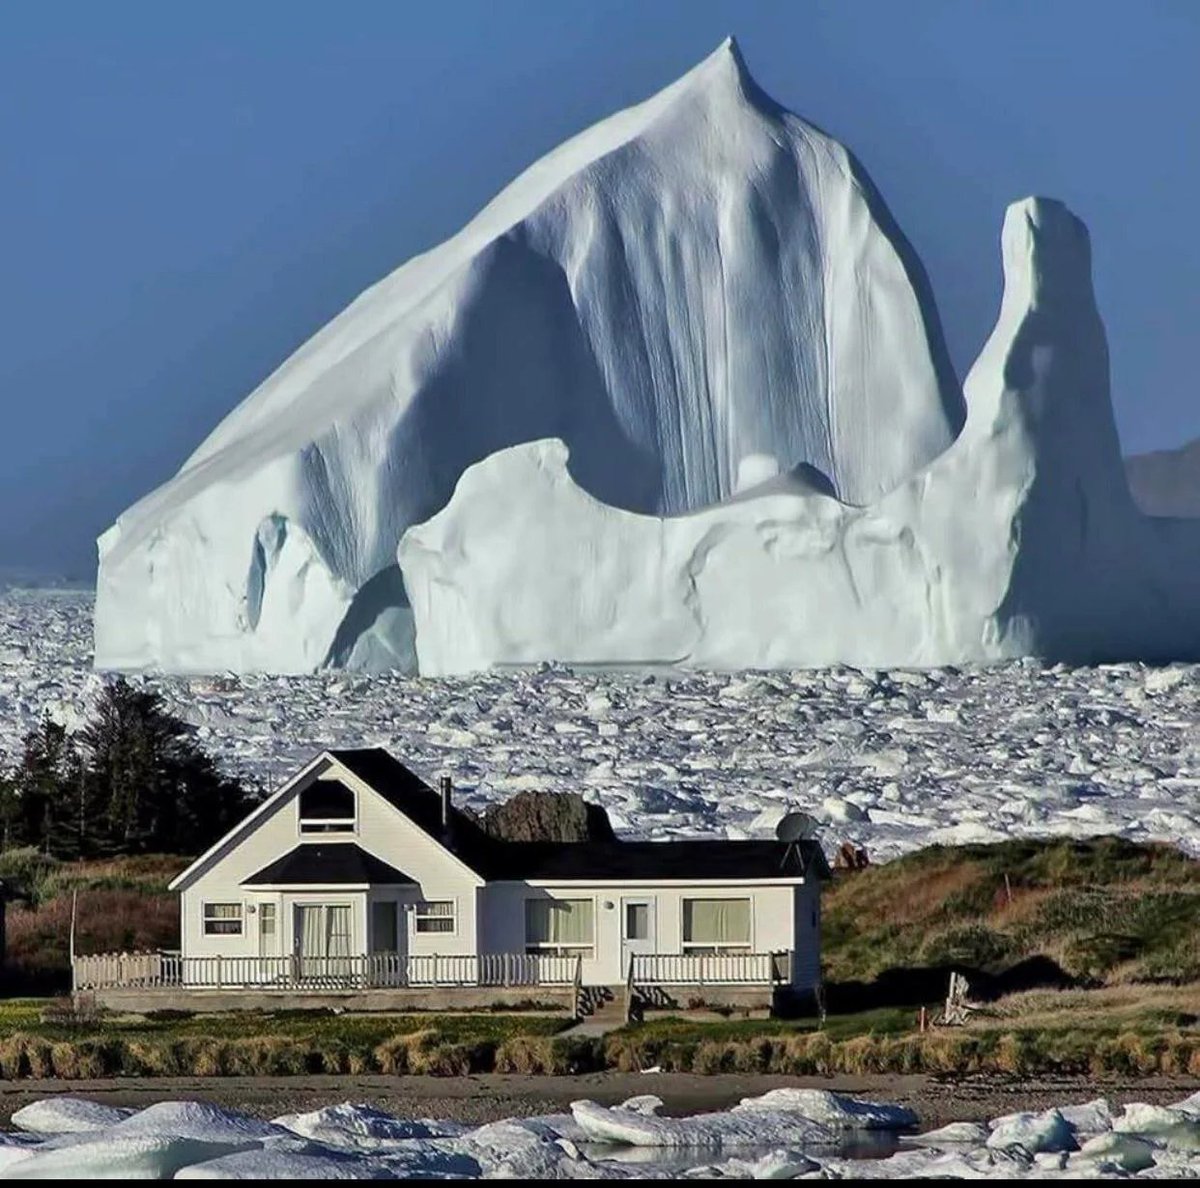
[413,899,457,935]
[524,896,596,959]
[202,901,244,936]
[680,896,753,954]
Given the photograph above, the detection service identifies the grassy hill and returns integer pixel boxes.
[822,836,1200,992]
[0,850,186,993]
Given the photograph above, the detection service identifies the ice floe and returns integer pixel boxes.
[4,1089,1200,1178]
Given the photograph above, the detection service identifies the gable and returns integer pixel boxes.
[170,751,484,894]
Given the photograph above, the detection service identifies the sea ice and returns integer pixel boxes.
[3,1091,1200,1178]
[9,1098,134,1135]
[986,1108,1077,1154]
[732,1088,916,1130]
[3,591,1200,867]
[570,1098,836,1149]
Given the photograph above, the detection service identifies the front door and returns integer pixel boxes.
[620,897,656,979]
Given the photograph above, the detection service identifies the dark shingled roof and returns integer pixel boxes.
[243,842,415,886]
[328,747,831,884]
[478,838,828,882]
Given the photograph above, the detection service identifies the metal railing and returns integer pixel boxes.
[631,950,792,987]
[73,951,581,992]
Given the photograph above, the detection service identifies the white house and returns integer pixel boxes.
[75,748,828,1015]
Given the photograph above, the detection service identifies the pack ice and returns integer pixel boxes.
[93,38,963,675]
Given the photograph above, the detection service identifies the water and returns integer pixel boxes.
[581,1128,905,1172]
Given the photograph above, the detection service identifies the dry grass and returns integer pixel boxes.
[982,983,1200,1029]
[0,851,186,994]
[5,890,178,992]
[823,836,1200,987]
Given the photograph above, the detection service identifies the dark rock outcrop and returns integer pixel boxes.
[476,790,616,844]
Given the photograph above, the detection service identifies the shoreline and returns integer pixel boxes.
[2,1070,1197,1130]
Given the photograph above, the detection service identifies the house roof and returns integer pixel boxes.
[330,747,830,884]
[242,842,415,886]
[477,838,829,882]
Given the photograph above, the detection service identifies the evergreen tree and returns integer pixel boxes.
[12,718,81,855]
[80,679,250,855]
[0,770,21,851]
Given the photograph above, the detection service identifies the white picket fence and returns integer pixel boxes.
[73,950,580,992]
[631,951,792,987]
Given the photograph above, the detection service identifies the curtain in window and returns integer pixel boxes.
[525,899,594,947]
[327,905,352,973]
[204,903,242,935]
[416,900,455,933]
[297,905,324,977]
[683,898,751,946]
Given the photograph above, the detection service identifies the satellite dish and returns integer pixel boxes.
[775,811,819,843]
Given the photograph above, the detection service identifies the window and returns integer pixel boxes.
[202,902,243,936]
[414,900,455,934]
[372,901,399,952]
[259,903,276,956]
[682,898,751,953]
[299,780,356,833]
[525,898,594,956]
[625,902,650,940]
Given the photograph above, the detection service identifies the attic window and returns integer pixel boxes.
[299,781,356,834]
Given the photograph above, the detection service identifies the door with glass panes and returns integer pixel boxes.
[294,903,353,978]
[620,896,657,974]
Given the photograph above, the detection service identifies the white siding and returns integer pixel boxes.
[480,881,800,984]
[180,758,481,960]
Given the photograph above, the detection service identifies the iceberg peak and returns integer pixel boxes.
[95,40,966,675]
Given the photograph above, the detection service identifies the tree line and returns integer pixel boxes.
[0,679,252,858]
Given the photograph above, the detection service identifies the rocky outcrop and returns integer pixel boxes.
[475,790,616,844]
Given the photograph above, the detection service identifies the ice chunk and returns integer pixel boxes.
[987,1108,1077,1154]
[733,1088,916,1130]
[570,1098,835,1148]
[1073,1130,1157,1173]
[9,1098,134,1135]
[109,1100,284,1144]
[272,1103,466,1150]
[3,1135,259,1179]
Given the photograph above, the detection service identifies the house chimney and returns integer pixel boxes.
[439,775,452,832]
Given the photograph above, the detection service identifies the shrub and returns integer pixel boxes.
[495,1034,601,1075]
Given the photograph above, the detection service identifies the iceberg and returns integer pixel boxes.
[400,198,1200,673]
[93,38,961,675]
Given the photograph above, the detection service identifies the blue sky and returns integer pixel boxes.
[2,0,1197,577]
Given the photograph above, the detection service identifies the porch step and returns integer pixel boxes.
[587,1000,629,1023]
[576,984,629,1022]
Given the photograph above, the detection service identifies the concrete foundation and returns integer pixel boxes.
[85,985,576,1015]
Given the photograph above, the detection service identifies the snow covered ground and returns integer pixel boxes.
[1,1088,1198,1178]
[2,590,1198,863]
